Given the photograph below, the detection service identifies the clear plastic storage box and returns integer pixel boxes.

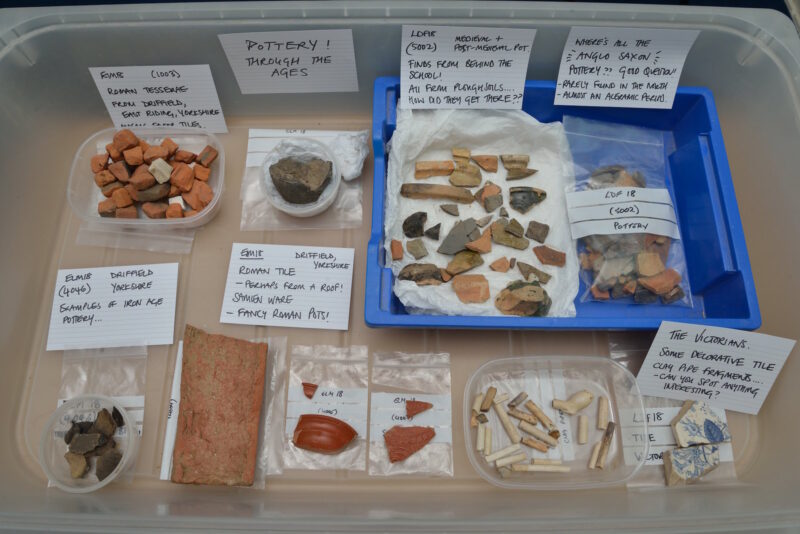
[2,2,800,532]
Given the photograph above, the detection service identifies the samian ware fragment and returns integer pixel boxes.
[494,404,522,444]
[670,400,731,447]
[524,400,559,439]
[663,444,721,486]
[518,421,558,448]
[384,425,436,463]
[302,382,318,399]
[552,390,594,415]
[406,399,433,419]
[452,274,490,303]
[293,414,358,454]
[415,161,455,179]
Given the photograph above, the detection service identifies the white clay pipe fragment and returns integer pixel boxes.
[578,415,589,445]
[595,422,616,469]
[518,420,558,448]
[552,390,594,415]
[494,403,522,444]
[476,422,485,453]
[588,441,601,469]
[495,453,528,469]
[472,393,484,414]
[521,436,549,453]
[480,387,497,412]
[531,458,562,465]
[524,400,560,439]
[508,392,528,409]
[470,411,478,428]
[484,426,492,456]
[597,396,609,430]
[511,464,572,473]
[485,444,522,463]
[507,407,538,426]
[493,392,510,405]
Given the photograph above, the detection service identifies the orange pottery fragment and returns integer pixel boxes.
[292,414,357,454]
[302,382,318,399]
[384,425,436,463]
[406,400,433,420]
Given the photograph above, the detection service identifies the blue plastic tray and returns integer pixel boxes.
[365,77,760,330]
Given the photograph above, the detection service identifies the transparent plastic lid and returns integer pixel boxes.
[463,356,648,490]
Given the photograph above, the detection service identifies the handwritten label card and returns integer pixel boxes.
[400,25,535,109]
[220,243,355,330]
[637,321,796,414]
[554,27,699,109]
[218,29,358,94]
[89,66,227,133]
[565,187,680,239]
[47,263,178,351]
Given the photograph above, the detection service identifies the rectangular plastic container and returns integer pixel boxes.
[464,356,648,490]
[365,78,761,330]
[2,2,800,532]
[68,127,225,229]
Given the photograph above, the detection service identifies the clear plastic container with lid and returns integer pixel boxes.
[463,356,648,490]
[67,127,225,229]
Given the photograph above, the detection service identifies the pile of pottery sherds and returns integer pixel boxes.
[392,147,566,317]
[579,166,684,305]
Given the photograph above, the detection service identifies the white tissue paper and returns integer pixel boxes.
[385,108,579,317]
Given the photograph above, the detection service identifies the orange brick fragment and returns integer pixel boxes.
[111,187,133,208]
[194,165,211,182]
[173,150,196,163]
[170,162,195,192]
[91,153,109,173]
[181,180,213,211]
[165,203,183,218]
[123,146,143,166]
[143,146,169,164]
[112,129,139,152]
[161,137,179,158]
[115,205,138,218]
[390,239,403,261]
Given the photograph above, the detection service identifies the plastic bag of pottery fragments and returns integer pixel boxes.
[281,345,369,471]
[368,352,454,477]
[608,334,738,488]
[563,116,692,307]
[240,129,369,230]
[57,347,148,485]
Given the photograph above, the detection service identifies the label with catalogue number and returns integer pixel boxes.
[565,186,681,239]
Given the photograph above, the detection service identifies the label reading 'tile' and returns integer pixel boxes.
[47,263,179,351]
[89,66,227,133]
[554,27,699,109]
[220,243,355,331]
[401,25,536,109]
[218,29,359,94]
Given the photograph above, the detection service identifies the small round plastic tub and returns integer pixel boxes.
[68,127,224,229]
[463,356,648,490]
[260,137,341,217]
[38,395,139,493]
